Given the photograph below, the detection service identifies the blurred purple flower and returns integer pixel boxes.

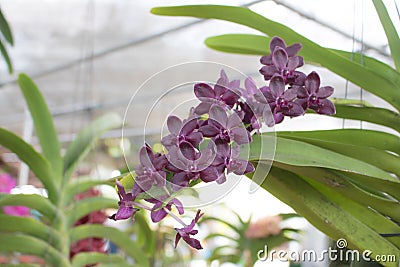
[161,116,203,150]
[194,70,241,114]
[135,144,168,192]
[175,209,203,250]
[256,75,304,126]
[109,181,139,221]
[0,173,30,217]
[295,71,336,115]
[200,105,251,145]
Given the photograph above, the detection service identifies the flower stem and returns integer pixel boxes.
[163,207,187,227]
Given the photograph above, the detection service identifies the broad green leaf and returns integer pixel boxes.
[301,175,400,249]
[272,129,400,155]
[0,194,58,221]
[334,104,400,132]
[0,8,13,45]
[18,74,63,182]
[132,212,155,256]
[206,33,269,55]
[66,197,118,227]
[70,224,149,267]
[63,113,122,182]
[250,135,397,182]
[275,163,400,225]
[71,252,127,267]
[0,128,58,201]
[373,0,400,70]
[0,233,70,267]
[0,214,62,250]
[273,132,400,176]
[255,166,400,266]
[0,39,12,73]
[151,5,400,111]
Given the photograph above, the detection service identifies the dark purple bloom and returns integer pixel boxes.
[135,144,168,192]
[194,70,241,114]
[212,140,254,184]
[161,116,203,150]
[175,209,203,250]
[146,197,184,223]
[260,36,303,66]
[260,47,305,85]
[295,71,336,115]
[200,105,251,145]
[256,75,305,126]
[109,181,140,221]
[167,141,218,186]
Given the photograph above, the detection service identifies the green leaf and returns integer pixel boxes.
[66,197,118,227]
[0,8,14,45]
[334,104,400,132]
[0,194,58,221]
[63,113,122,182]
[0,214,63,250]
[0,39,12,73]
[18,74,63,182]
[0,128,58,201]
[0,264,42,267]
[272,129,400,155]
[70,224,149,267]
[255,166,400,266]
[151,5,400,111]
[274,131,400,176]
[250,135,397,182]
[373,0,400,70]
[71,252,127,267]
[202,216,242,233]
[0,233,70,267]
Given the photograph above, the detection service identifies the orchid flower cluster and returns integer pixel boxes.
[110,37,336,250]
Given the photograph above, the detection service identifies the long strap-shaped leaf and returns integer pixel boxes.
[0,214,62,250]
[256,166,400,266]
[71,252,128,267]
[250,135,397,182]
[0,128,58,202]
[0,233,70,267]
[151,5,400,111]
[0,194,58,221]
[18,74,63,183]
[373,0,400,70]
[70,224,149,267]
[63,113,122,183]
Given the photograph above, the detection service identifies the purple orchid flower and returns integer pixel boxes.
[200,104,251,145]
[256,75,305,126]
[175,209,204,249]
[135,144,168,192]
[0,173,30,217]
[260,36,303,66]
[167,141,219,186]
[260,47,306,85]
[212,140,254,184]
[161,116,203,150]
[146,197,184,223]
[295,71,336,115]
[109,181,140,221]
[193,70,241,114]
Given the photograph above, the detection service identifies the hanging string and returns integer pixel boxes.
[342,0,357,129]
